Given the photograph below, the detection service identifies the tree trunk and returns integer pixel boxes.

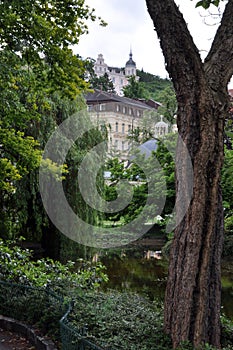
[145,0,233,348]
[164,93,225,348]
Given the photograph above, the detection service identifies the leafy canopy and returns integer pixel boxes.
[123,76,148,99]
[0,0,106,98]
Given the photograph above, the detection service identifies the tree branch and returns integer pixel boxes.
[204,0,233,90]
[145,0,205,100]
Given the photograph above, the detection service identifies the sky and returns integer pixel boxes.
[75,0,233,88]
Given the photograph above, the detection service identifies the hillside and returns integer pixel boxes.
[136,69,173,101]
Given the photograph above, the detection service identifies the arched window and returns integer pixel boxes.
[115,122,118,132]
[122,123,125,134]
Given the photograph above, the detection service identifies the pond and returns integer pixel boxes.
[95,240,233,320]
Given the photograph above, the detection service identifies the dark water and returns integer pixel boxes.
[96,245,233,320]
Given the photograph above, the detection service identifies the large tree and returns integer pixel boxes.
[0,0,105,259]
[145,0,233,348]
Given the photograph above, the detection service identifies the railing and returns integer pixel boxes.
[0,280,106,350]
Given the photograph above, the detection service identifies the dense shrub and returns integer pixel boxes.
[0,239,108,292]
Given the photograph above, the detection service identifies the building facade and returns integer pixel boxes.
[86,89,164,159]
[94,51,139,96]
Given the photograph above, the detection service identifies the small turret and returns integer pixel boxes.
[155,116,169,136]
[125,49,136,76]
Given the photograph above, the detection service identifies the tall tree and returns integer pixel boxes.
[90,72,116,93]
[145,0,233,348]
[0,0,105,259]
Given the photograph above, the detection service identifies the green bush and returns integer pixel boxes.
[69,290,172,350]
[0,238,108,293]
[66,290,233,350]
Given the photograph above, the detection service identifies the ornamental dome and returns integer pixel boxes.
[125,50,136,67]
[155,116,169,136]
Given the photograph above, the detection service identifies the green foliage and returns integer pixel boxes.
[0,127,41,192]
[222,149,233,215]
[221,315,233,349]
[0,280,66,340]
[0,0,106,98]
[103,133,176,227]
[137,69,172,101]
[103,139,233,258]
[156,86,177,125]
[0,50,42,193]
[123,75,148,99]
[162,146,233,258]
[103,157,147,224]
[0,0,107,249]
[0,238,108,343]
[0,239,108,292]
[194,0,223,9]
[60,289,233,350]
[40,159,68,182]
[221,148,233,256]
[90,72,116,93]
[70,290,172,349]
[0,241,232,349]
[155,134,176,216]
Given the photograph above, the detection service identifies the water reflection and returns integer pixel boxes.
[98,247,233,320]
[100,248,168,301]
[144,250,162,260]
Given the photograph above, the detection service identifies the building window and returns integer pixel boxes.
[122,123,125,134]
[121,79,123,85]
[116,104,120,112]
[114,140,118,149]
[128,124,131,133]
[99,104,105,111]
[123,106,126,114]
[129,108,132,115]
[122,141,125,151]
[99,67,102,72]
[115,122,118,132]
[112,77,115,83]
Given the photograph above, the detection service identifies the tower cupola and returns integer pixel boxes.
[125,49,136,76]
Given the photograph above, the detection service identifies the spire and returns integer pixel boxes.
[130,45,132,59]
[125,47,136,67]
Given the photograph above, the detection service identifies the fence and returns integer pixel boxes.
[0,280,106,350]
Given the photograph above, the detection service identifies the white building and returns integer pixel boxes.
[86,89,163,159]
[94,51,139,96]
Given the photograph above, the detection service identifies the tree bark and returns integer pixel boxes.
[145,0,233,348]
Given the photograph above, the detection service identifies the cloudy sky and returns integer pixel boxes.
[75,0,232,87]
